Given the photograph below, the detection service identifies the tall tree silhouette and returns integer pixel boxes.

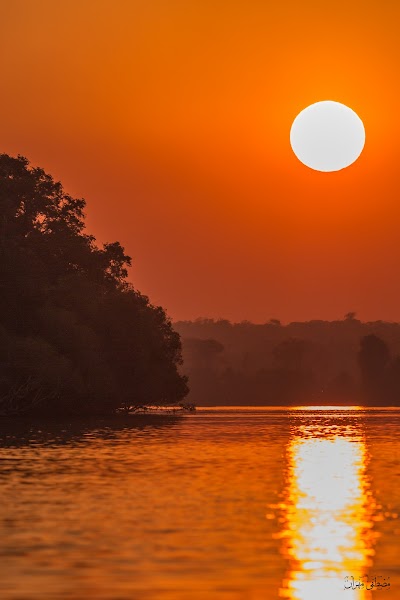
[0,154,188,416]
[358,334,390,403]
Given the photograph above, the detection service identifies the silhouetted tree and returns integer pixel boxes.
[344,312,357,321]
[180,338,224,404]
[358,334,390,403]
[0,154,188,416]
[384,355,400,404]
[175,320,400,406]
[183,338,224,368]
[273,338,308,371]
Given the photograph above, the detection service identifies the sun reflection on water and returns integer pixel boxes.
[279,411,377,600]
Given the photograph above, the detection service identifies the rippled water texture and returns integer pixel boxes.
[0,407,399,599]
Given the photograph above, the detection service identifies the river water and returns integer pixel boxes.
[0,406,398,599]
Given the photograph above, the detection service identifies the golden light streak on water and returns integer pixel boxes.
[291,406,363,411]
[279,415,376,599]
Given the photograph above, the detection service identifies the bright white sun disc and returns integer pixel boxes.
[290,101,365,172]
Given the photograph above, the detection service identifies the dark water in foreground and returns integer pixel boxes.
[0,406,399,600]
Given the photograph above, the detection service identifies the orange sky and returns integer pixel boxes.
[1,0,400,323]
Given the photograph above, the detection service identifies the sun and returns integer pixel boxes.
[290,101,365,172]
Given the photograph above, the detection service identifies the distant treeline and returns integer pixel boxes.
[175,317,400,405]
[0,154,188,416]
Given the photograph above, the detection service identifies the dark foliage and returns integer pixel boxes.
[0,154,188,416]
[176,318,400,406]
[358,334,400,404]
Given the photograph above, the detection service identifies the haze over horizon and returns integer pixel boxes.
[2,1,400,323]
[174,315,400,325]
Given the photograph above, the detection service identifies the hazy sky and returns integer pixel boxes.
[1,0,400,323]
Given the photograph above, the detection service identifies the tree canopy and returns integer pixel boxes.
[176,319,400,406]
[0,154,188,416]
